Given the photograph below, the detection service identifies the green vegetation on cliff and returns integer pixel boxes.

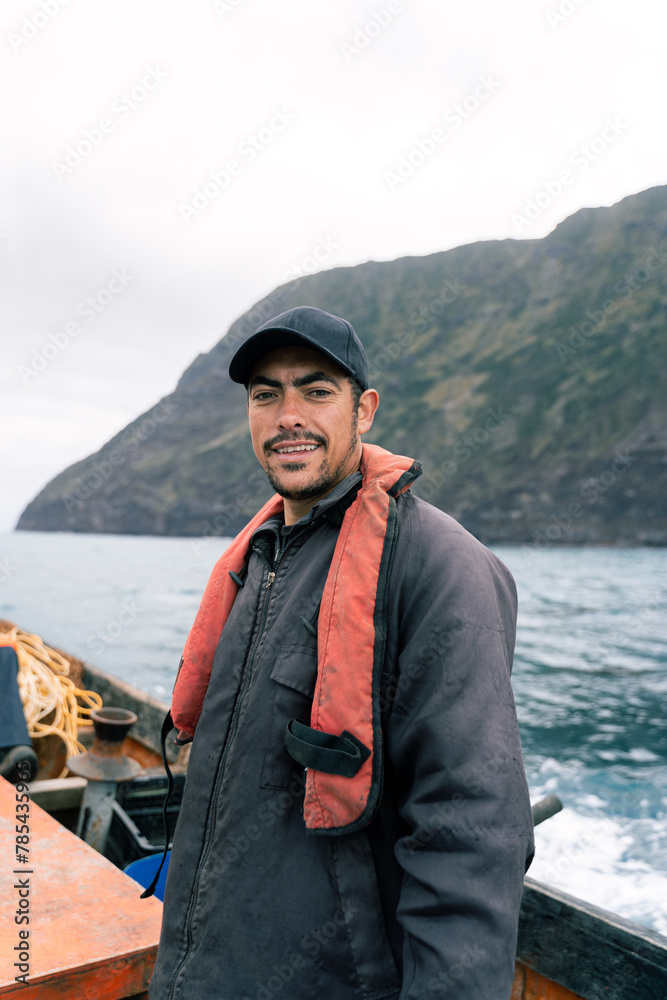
[18,185,667,544]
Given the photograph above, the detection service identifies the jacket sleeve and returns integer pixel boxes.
[384,498,534,1000]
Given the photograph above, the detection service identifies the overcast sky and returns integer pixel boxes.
[2,0,666,532]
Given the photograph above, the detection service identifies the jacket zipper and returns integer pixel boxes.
[169,526,306,999]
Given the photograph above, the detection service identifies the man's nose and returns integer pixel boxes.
[276,389,306,429]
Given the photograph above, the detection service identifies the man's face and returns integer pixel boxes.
[247,345,367,510]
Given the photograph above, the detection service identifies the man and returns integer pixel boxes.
[150,306,534,1000]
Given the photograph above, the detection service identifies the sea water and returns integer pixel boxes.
[1,531,665,934]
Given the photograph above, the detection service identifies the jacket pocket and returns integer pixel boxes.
[260,646,317,790]
[270,644,317,696]
[332,834,400,998]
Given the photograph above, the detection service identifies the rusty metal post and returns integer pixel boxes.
[67,707,142,854]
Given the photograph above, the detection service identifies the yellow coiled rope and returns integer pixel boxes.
[1,625,103,776]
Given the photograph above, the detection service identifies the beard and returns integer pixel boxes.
[265,455,341,501]
[262,413,359,502]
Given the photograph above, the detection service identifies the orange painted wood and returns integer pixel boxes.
[0,776,163,999]
[123,736,163,769]
[512,961,586,1000]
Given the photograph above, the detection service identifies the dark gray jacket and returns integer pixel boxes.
[150,472,534,1000]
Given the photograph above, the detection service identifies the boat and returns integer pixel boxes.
[1,627,666,999]
[514,877,667,999]
[0,625,187,1000]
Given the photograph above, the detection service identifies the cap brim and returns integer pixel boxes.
[229,327,360,386]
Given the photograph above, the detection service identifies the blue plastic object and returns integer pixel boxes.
[124,851,171,901]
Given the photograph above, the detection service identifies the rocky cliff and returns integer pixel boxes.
[18,185,667,545]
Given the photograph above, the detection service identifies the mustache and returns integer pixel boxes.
[264,432,327,453]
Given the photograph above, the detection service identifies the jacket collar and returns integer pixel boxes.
[252,469,363,541]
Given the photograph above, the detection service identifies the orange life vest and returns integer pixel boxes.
[171,442,421,834]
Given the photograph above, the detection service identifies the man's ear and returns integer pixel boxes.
[358,389,379,435]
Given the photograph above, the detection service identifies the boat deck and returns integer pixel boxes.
[0,776,162,999]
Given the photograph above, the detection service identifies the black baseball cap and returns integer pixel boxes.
[228,306,370,391]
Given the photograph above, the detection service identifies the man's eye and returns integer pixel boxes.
[253,391,276,401]
[308,389,331,397]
